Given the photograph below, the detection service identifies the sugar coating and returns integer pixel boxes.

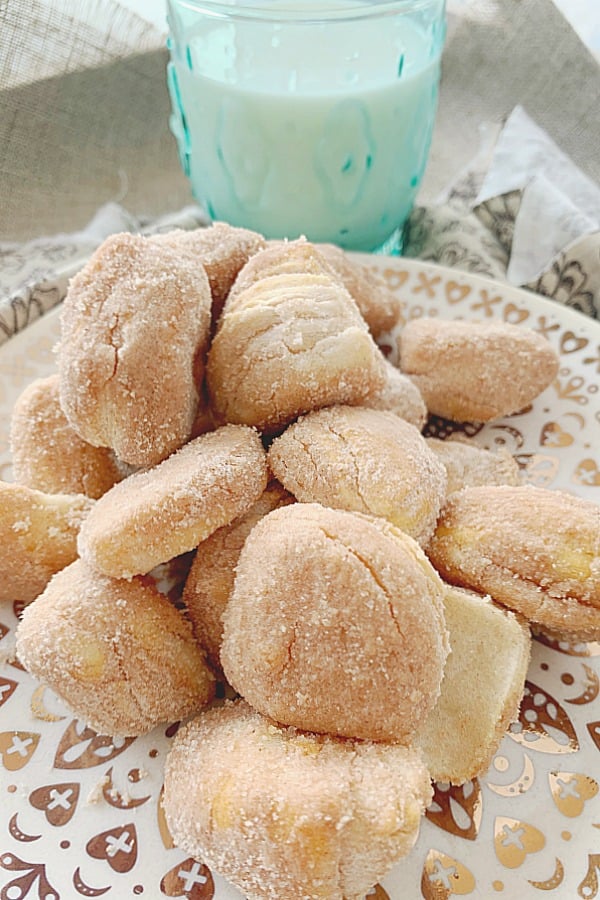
[16,559,215,737]
[428,484,600,638]
[150,221,265,321]
[207,245,386,431]
[268,406,447,546]
[163,700,432,900]
[183,480,295,674]
[57,232,212,467]
[10,374,123,499]
[317,242,402,338]
[399,317,560,422]
[364,358,427,430]
[78,425,268,579]
[426,436,521,496]
[0,481,93,604]
[221,503,449,742]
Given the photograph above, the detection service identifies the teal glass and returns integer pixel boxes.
[167,0,446,253]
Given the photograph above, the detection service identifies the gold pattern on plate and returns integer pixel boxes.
[565,664,600,705]
[30,685,66,722]
[540,421,575,448]
[487,753,535,797]
[421,849,476,898]
[508,682,579,753]
[549,772,599,817]
[426,780,482,840]
[494,817,546,869]
[573,457,600,486]
[0,730,41,771]
[578,854,600,899]
[533,632,600,657]
[528,858,565,891]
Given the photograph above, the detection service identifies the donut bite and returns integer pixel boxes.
[150,221,265,320]
[78,425,268,579]
[399,317,559,422]
[183,480,294,674]
[163,700,432,900]
[427,484,600,639]
[268,406,446,545]
[426,436,520,496]
[57,232,212,467]
[16,559,214,736]
[221,503,449,742]
[10,374,123,499]
[207,243,385,432]
[415,585,531,784]
[0,481,93,604]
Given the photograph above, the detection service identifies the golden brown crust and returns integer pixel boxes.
[317,243,402,337]
[150,221,266,320]
[399,317,560,422]
[415,585,531,784]
[427,484,600,638]
[207,247,386,432]
[221,503,449,742]
[57,232,212,466]
[10,374,123,499]
[78,425,269,579]
[267,406,446,546]
[0,481,93,604]
[425,436,521,496]
[163,700,432,900]
[183,480,295,674]
[16,559,215,736]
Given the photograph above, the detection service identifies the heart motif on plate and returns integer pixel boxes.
[540,421,574,447]
[0,731,40,771]
[29,782,80,826]
[573,458,600,486]
[494,817,545,868]
[86,823,138,873]
[548,772,599,817]
[503,303,529,325]
[161,858,215,898]
[445,281,471,305]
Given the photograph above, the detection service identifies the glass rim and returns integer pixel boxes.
[168,0,443,24]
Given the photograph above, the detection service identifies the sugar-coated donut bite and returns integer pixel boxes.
[268,406,446,546]
[226,238,335,311]
[16,559,215,736]
[0,481,93,604]
[427,484,600,639]
[317,242,402,338]
[399,317,559,422]
[207,245,385,432]
[78,425,268,579]
[426,436,520,496]
[163,700,432,900]
[221,503,449,742]
[150,221,265,320]
[415,585,531,784]
[365,357,427,429]
[57,232,212,467]
[10,374,124,499]
[183,480,294,675]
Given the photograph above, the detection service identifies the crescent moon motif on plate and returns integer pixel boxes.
[487,753,535,797]
[565,664,600,705]
[528,857,565,890]
[8,813,41,843]
[72,866,111,897]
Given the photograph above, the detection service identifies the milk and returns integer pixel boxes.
[167,2,443,251]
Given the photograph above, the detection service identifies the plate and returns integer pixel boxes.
[1,256,599,900]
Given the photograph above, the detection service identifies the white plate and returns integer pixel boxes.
[1,256,599,900]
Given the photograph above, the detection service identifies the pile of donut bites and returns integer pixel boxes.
[6,223,600,900]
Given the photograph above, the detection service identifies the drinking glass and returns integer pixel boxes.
[167,0,446,253]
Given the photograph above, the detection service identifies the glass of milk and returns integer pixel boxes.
[166,0,446,253]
